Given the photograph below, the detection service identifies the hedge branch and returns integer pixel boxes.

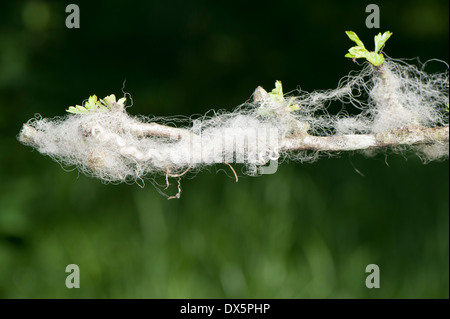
[17,31,449,198]
[281,126,449,152]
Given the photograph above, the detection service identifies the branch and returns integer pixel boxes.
[128,121,199,141]
[281,126,449,152]
[111,120,449,152]
[20,117,448,159]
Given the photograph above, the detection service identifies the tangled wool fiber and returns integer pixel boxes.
[19,58,449,190]
[335,59,448,133]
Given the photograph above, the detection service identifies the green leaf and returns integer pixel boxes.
[66,94,126,114]
[366,52,385,66]
[286,97,300,111]
[117,97,127,107]
[348,46,370,59]
[76,105,87,113]
[345,31,365,49]
[67,106,80,114]
[84,95,99,110]
[101,94,117,108]
[374,31,392,53]
[345,30,392,66]
[268,80,284,104]
[257,82,301,115]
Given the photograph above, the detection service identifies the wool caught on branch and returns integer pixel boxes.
[18,31,449,198]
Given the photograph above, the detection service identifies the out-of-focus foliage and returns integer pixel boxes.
[0,0,448,298]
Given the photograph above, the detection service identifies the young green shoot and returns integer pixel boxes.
[345,31,392,66]
[67,94,126,114]
[257,81,301,116]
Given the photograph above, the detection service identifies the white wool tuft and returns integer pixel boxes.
[335,60,448,134]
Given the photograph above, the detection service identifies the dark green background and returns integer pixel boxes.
[0,0,448,298]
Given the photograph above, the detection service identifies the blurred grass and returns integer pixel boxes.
[0,0,448,298]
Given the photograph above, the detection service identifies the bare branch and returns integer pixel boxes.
[128,121,199,141]
[113,120,449,153]
[281,126,449,152]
